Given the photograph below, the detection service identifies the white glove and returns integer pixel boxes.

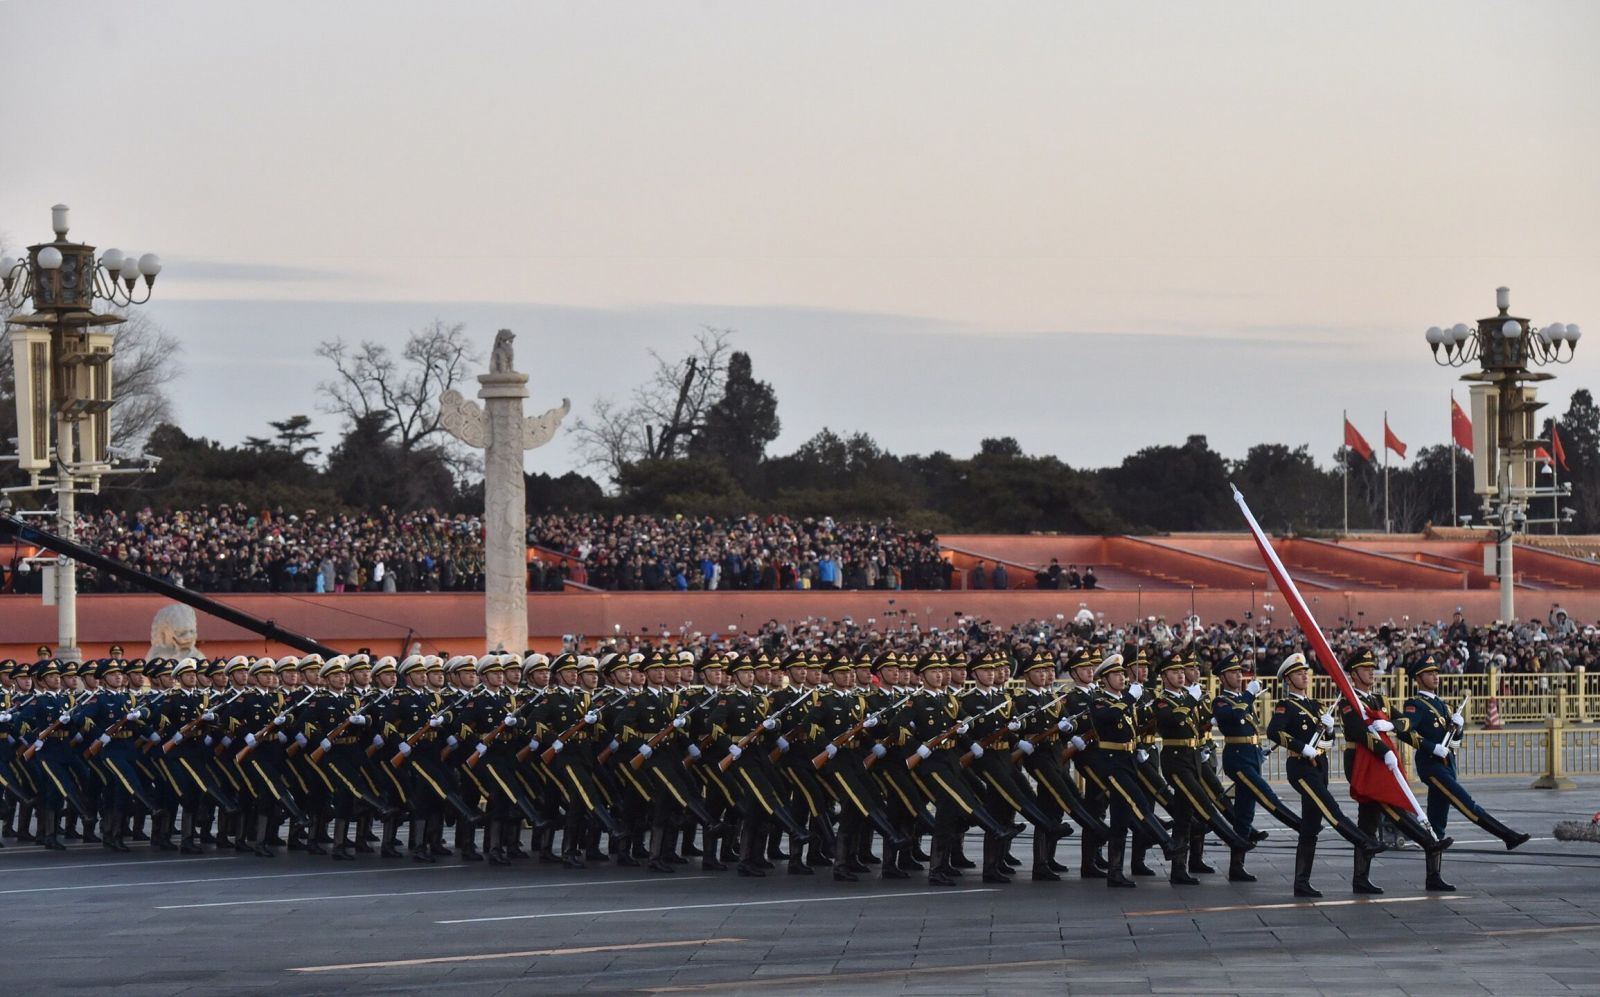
[245,733,258,747]
[728,744,744,760]
[1070,735,1087,752]
[686,743,701,760]
[319,738,333,752]
[220,736,233,748]
[637,744,653,759]
[1018,740,1035,756]
[527,739,540,753]
[1320,712,1336,733]
[825,743,838,759]
[294,733,308,748]
[915,745,933,760]
[125,710,143,721]
[1246,679,1263,696]
[276,732,289,744]
[445,735,459,747]
[397,742,412,757]
[473,743,488,757]
[1450,712,1465,727]
[349,714,367,726]
[1128,683,1144,699]
[672,716,688,729]
[98,734,112,746]
[1383,751,1399,771]
[546,738,562,754]
[1432,743,1449,759]
[169,732,184,746]
[1007,720,1022,732]
[1136,748,1149,762]
[502,715,519,727]
[1368,719,1394,734]
[863,716,879,729]
[0,711,10,722]
[584,712,600,724]
[1301,744,1318,759]
[274,714,288,726]
[1186,683,1203,700]
[429,716,445,728]
[203,736,214,747]
[776,736,790,752]
[762,717,777,730]
[607,739,620,752]
[956,723,970,736]
[968,742,984,758]
[372,734,385,747]
[1058,718,1073,731]
[871,744,887,759]
[58,712,72,724]
[31,739,44,752]
[202,711,217,722]
[1201,748,1212,762]
[147,733,162,744]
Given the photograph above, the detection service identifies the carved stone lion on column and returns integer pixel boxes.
[149,603,204,660]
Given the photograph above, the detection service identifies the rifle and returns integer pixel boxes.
[718,692,812,772]
[813,693,914,770]
[308,688,388,763]
[85,690,171,759]
[159,688,241,755]
[388,691,472,767]
[1441,694,1471,754]
[439,685,485,762]
[22,690,99,761]
[766,690,820,762]
[531,689,624,764]
[628,692,720,771]
[465,689,549,769]
[905,696,1011,771]
[1005,697,1086,763]
[234,688,319,764]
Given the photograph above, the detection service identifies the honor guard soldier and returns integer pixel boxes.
[1402,653,1528,891]
[1212,652,1303,879]
[1267,653,1386,897]
[1083,654,1177,888]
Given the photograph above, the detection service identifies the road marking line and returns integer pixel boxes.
[1481,924,1600,937]
[290,937,745,972]
[159,875,715,910]
[438,887,999,925]
[0,862,458,896]
[641,957,1081,992]
[0,856,237,875]
[1127,894,1468,917]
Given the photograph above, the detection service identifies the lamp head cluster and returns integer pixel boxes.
[1,204,161,309]
[1426,287,1578,368]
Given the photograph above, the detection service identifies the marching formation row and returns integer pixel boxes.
[0,643,1528,895]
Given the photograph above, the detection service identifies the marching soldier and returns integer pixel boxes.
[1082,654,1177,888]
[1061,648,1109,879]
[1211,652,1302,881]
[1402,653,1528,891]
[1267,653,1386,897]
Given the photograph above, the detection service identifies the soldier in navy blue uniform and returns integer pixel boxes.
[1211,652,1302,881]
[84,659,165,852]
[1083,654,1177,888]
[1401,653,1528,891]
[1267,653,1386,897]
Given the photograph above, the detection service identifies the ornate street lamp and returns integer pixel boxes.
[1427,286,1579,624]
[2,204,163,663]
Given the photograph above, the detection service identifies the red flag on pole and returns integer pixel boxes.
[1451,395,1473,451]
[1383,416,1407,459]
[1344,418,1374,462]
[1535,446,1554,464]
[1553,425,1569,471]
[1230,484,1422,813]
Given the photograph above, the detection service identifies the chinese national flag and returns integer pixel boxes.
[1535,446,1554,464]
[1344,418,1374,462]
[1383,417,1407,459]
[1553,425,1570,471]
[1451,395,1473,451]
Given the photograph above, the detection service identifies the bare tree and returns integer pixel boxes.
[316,319,480,456]
[107,310,183,450]
[570,327,733,481]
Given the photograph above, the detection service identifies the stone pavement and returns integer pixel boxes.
[2,779,1596,996]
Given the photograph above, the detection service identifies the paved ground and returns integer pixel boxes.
[2,779,1597,996]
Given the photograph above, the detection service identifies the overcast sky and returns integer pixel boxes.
[2,1,1597,477]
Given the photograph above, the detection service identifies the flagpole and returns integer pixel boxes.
[1343,410,1349,536]
[1450,392,1458,526]
[1384,411,1390,533]
[1553,453,1560,537]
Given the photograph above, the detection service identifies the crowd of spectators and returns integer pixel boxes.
[527,513,949,592]
[2,505,486,595]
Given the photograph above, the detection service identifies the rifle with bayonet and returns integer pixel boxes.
[22,689,99,761]
[389,690,473,768]
[85,689,172,759]
[465,688,549,769]
[718,690,812,772]
[627,691,720,771]
[814,692,914,770]
[905,695,1012,771]
[531,688,625,765]
[235,688,320,764]
[308,688,389,763]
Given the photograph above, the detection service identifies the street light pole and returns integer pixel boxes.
[2,205,163,663]
[1426,287,1579,626]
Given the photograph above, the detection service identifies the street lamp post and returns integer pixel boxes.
[2,205,162,663]
[1426,286,1579,625]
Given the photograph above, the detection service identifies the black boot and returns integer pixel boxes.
[1293,837,1322,898]
[380,816,404,858]
[1169,840,1199,886]
[647,821,676,874]
[1130,839,1156,876]
[487,822,512,866]
[1227,847,1257,882]
[179,809,204,854]
[253,814,276,858]
[701,823,728,871]
[1105,834,1136,888]
[737,821,766,878]
[410,817,434,862]
[1352,844,1384,894]
[927,833,957,887]
[1477,811,1531,851]
[981,834,1013,884]
[1425,849,1456,892]
[1031,829,1061,881]
[1188,832,1216,874]
[40,806,65,850]
[353,816,375,854]
[331,819,355,860]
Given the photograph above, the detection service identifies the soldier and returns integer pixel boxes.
[1267,653,1386,897]
[1082,654,1177,888]
[1061,648,1109,879]
[706,653,809,876]
[538,653,622,868]
[1340,649,1452,894]
[810,655,904,882]
[1011,649,1105,880]
[232,658,309,857]
[769,652,831,872]
[1402,653,1528,891]
[1127,648,1170,877]
[83,659,166,852]
[1212,652,1302,882]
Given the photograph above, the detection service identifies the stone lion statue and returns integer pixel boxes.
[149,603,203,660]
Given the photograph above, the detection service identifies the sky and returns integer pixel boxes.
[2,0,1597,478]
